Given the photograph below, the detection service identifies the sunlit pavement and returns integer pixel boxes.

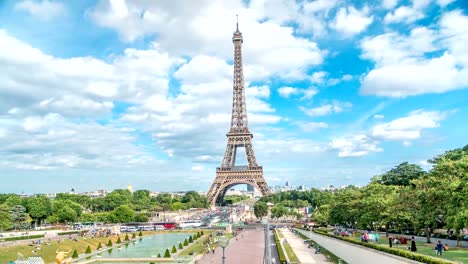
[196,229,264,264]
[296,229,422,264]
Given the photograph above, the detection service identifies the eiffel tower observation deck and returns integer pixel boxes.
[207,18,271,206]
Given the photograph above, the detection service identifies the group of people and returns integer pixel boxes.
[388,236,417,251]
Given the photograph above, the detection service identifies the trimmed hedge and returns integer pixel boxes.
[273,229,287,264]
[179,242,183,249]
[57,230,86,236]
[97,242,103,250]
[2,234,44,241]
[116,237,122,244]
[85,245,92,254]
[72,249,79,258]
[313,230,453,264]
[124,234,129,241]
[172,245,177,253]
[164,248,171,258]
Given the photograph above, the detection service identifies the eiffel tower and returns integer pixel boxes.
[207,18,271,206]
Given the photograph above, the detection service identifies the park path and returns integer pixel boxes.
[295,229,421,264]
[196,229,264,264]
[281,228,328,264]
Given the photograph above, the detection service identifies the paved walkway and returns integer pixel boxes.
[281,228,328,264]
[196,229,264,264]
[295,229,421,264]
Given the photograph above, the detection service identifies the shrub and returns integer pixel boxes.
[72,249,79,259]
[132,233,136,239]
[150,262,155,264]
[189,235,193,243]
[139,230,143,237]
[184,238,188,246]
[116,237,122,244]
[197,231,201,237]
[107,239,113,247]
[4,235,44,241]
[172,245,177,253]
[157,253,161,258]
[85,245,92,254]
[312,230,453,264]
[201,231,204,236]
[179,242,183,249]
[164,248,171,258]
[97,242,102,250]
[124,234,129,241]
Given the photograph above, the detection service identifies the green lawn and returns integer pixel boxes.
[350,235,468,263]
[178,231,212,257]
[277,229,299,263]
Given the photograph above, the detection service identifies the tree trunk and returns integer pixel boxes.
[425,227,431,243]
[385,223,389,237]
[456,229,461,247]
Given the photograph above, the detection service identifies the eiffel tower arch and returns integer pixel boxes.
[207,19,271,206]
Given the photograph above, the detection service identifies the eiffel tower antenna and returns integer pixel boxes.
[236,14,239,31]
[207,20,271,206]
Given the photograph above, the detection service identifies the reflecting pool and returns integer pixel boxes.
[98,233,194,258]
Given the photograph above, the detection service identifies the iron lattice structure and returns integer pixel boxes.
[207,22,271,206]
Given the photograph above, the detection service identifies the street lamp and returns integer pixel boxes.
[218,235,229,264]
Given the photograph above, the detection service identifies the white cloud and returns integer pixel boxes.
[436,0,456,6]
[278,87,300,98]
[383,0,431,24]
[373,114,384,119]
[371,110,446,141]
[14,0,65,21]
[382,0,398,9]
[360,13,468,97]
[300,101,352,117]
[342,74,353,81]
[310,71,327,84]
[301,87,319,100]
[88,0,324,81]
[331,6,373,37]
[297,122,328,132]
[330,134,382,157]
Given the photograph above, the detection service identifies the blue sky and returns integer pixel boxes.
[0,0,467,194]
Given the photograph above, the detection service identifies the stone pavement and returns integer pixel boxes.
[281,228,328,264]
[295,229,422,264]
[196,229,265,264]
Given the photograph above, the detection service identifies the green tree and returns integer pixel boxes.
[254,201,268,219]
[172,245,177,253]
[109,205,134,223]
[138,230,143,237]
[134,213,149,222]
[380,162,425,186]
[157,253,161,258]
[97,242,102,250]
[116,237,122,244]
[107,239,113,246]
[189,235,193,243]
[132,190,151,211]
[56,206,78,223]
[85,245,92,254]
[23,195,52,225]
[0,204,13,231]
[184,238,188,246]
[72,249,79,258]
[124,233,129,241]
[10,205,30,230]
[178,242,183,249]
[164,248,171,258]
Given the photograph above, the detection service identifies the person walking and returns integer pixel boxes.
[436,240,443,256]
[410,236,417,252]
[389,236,393,248]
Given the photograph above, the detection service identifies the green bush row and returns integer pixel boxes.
[57,231,84,236]
[313,230,453,264]
[295,230,347,264]
[1,234,45,241]
[273,229,287,264]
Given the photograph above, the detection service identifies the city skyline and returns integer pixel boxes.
[0,0,467,193]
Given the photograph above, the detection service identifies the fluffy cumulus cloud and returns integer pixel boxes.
[14,0,65,21]
[330,110,448,157]
[88,0,324,81]
[331,5,373,37]
[0,113,154,170]
[371,110,447,141]
[360,10,468,97]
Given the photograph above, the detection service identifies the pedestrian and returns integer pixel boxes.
[389,236,393,248]
[436,240,443,256]
[411,236,417,252]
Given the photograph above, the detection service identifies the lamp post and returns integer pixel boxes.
[218,235,229,264]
